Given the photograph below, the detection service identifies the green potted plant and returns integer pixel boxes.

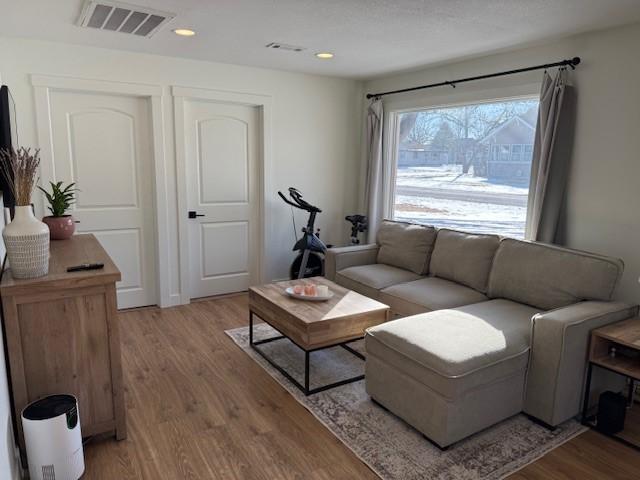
[38,181,78,240]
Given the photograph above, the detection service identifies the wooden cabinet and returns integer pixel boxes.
[0,234,126,459]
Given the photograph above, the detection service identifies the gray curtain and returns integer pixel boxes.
[364,98,384,243]
[525,69,575,243]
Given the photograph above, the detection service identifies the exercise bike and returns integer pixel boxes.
[278,187,327,279]
[345,214,368,245]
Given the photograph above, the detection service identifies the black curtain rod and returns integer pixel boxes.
[366,57,581,99]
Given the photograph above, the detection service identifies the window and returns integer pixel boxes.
[511,144,523,162]
[392,97,539,239]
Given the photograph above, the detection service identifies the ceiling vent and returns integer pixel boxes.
[265,42,306,52]
[77,0,175,38]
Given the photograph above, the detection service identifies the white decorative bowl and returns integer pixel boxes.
[285,287,334,302]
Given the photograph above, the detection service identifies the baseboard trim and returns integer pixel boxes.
[166,293,185,307]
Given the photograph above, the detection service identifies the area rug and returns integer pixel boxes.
[226,323,587,480]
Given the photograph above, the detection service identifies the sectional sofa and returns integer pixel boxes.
[325,220,638,448]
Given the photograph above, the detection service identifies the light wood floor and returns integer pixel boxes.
[83,295,640,479]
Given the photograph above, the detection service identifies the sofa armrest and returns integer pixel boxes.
[524,301,638,426]
[325,244,379,280]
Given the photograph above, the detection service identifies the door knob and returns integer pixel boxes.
[188,211,205,219]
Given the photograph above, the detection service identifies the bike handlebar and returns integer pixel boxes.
[278,190,299,208]
[278,188,321,213]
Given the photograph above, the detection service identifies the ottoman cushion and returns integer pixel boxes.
[365,299,541,398]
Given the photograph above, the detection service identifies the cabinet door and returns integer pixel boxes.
[19,292,114,432]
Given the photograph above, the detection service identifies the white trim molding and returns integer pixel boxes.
[31,74,163,96]
[382,110,401,220]
[30,74,173,307]
[171,85,273,304]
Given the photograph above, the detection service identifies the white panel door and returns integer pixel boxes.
[184,100,259,299]
[48,90,157,308]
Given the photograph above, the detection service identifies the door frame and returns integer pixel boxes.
[31,74,173,307]
[172,86,272,304]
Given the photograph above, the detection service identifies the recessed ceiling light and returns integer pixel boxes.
[173,28,196,37]
[315,52,334,59]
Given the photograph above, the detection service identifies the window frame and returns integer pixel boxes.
[382,84,540,231]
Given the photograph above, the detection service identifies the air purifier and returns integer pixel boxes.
[21,394,85,480]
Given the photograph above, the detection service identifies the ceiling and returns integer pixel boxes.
[3,0,640,79]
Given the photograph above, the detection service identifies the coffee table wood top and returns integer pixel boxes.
[248,277,389,350]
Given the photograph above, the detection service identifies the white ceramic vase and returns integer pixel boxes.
[2,206,50,278]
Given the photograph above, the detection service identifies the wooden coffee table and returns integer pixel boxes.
[248,277,390,395]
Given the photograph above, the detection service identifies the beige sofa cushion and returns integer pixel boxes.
[379,277,487,316]
[335,264,422,299]
[488,238,623,310]
[429,229,500,293]
[376,220,437,275]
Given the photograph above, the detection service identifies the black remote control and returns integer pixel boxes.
[67,263,104,272]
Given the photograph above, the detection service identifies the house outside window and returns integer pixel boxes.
[391,97,539,238]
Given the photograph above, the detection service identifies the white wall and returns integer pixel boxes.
[0,36,364,294]
[0,197,19,480]
[363,22,640,304]
[0,36,362,476]
[1,67,20,480]
[0,251,20,480]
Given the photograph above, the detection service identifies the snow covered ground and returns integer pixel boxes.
[396,165,529,195]
[394,166,529,238]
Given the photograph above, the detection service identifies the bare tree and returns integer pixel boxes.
[403,112,439,146]
[435,101,536,174]
[398,112,418,144]
[399,99,537,175]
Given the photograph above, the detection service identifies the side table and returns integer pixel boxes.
[582,316,640,450]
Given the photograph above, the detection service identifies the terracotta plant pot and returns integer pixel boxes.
[42,215,76,240]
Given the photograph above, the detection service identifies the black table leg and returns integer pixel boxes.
[304,351,310,395]
[581,363,593,424]
[247,312,366,396]
[249,310,254,346]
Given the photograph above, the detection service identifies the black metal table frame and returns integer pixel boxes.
[581,361,640,451]
[249,310,365,396]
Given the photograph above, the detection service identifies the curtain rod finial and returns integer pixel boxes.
[571,57,581,66]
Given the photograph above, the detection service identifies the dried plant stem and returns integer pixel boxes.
[0,147,41,206]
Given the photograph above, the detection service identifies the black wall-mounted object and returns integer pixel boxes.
[0,85,18,208]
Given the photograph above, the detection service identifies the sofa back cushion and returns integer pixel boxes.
[376,220,437,275]
[429,229,500,293]
[488,238,623,310]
